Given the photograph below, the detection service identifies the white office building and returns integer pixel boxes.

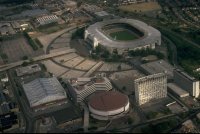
[134,73,167,105]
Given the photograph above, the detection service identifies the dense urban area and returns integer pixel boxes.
[0,0,199,133]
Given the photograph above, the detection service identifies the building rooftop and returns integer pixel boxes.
[89,91,129,111]
[140,60,174,79]
[53,106,81,124]
[174,69,197,81]
[23,77,67,107]
[134,72,166,83]
[95,11,109,17]
[16,64,41,77]
[69,77,107,92]
[167,83,189,97]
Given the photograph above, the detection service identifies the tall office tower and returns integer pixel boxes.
[134,73,167,105]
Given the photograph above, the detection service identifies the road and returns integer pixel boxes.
[8,70,35,133]
[0,49,76,72]
[8,68,74,133]
[162,36,179,68]
[97,113,177,133]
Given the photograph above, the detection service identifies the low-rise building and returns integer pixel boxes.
[0,112,19,132]
[67,77,112,103]
[167,83,189,98]
[140,60,175,79]
[35,15,59,27]
[22,77,67,111]
[53,106,82,130]
[174,69,200,98]
[16,64,42,77]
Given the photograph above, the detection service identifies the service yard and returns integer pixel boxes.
[119,2,161,13]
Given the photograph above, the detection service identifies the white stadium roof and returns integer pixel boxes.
[23,77,67,107]
[85,18,161,49]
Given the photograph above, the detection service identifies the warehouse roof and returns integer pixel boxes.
[23,77,67,107]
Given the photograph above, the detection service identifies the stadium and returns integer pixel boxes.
[88,91,129,120]
[84,18,161,54]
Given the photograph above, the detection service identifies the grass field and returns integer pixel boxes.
[119,2,161,13]
[109,30,138,41]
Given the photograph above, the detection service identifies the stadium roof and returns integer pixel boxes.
[23,77,67,107]
[86,18,161,48]
[89,91,129,111]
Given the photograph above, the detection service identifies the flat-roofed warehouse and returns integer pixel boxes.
[167,83,189,98]
[140,60,175,79]
[22,77,67,111]
[16,64,41,77]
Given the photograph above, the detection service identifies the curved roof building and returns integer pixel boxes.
[85,18,161,53]
[23,77,67,110]
[88,91,129,120]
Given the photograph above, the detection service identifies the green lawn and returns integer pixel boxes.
[109,30,138,41]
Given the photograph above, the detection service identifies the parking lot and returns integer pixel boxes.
[0,36,44,63]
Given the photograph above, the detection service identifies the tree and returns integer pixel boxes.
[22,61,29,66]
[127,117,133,124]
[122,86,126,90]
[22,55,28,60]
[117,65,121,71]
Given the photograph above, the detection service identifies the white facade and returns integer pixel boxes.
[23,77,67,108]
[67,77,112,103]
[174,69,200,98]
[36,15,59,26]
[85,18,161,54]
[134,73,167,105]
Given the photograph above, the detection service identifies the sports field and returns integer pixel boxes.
[109,30,138,41]
[119,2,161,13]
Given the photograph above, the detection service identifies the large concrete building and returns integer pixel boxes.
[88,91,129,120]
[167,83,189,98]
[16,64,41,77]
[35,15,59,27]
[140,59,175,79]
[134,73,167,105]
[85,18,161,54]
[174,69,200,98]
[67,77,112,103]
[23,77,67,111]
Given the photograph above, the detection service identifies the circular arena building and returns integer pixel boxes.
[88,91,129,120]
[84,18,161,54]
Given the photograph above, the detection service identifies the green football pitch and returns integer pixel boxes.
[109,30,138,41]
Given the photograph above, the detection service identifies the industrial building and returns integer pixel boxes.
[85,18,161,54]
[118,0,155,5]
[174,69,200,98]
[35,15,59,27]
[140,60,175,79]
[53,106,82,130]
[22,77,67,111]
[88,91,129,120]
[62,0,77,11]
[167,83,189,98]
[67,77,112,103]
[16,64,42,77]
[0,112,19,132]
[134,73,167,105]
